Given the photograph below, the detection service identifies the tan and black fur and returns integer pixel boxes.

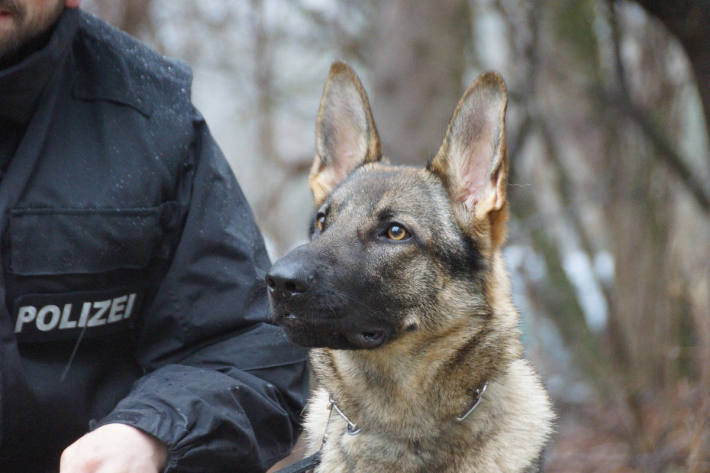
[267,62,554,473]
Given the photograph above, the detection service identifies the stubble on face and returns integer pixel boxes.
[0,0,65,60]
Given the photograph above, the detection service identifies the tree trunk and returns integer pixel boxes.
[632,0,710,144]
[370,0,470,165]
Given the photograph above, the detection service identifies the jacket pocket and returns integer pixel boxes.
[8,204,177,276]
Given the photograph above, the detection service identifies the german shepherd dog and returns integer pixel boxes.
[267,62,554,473]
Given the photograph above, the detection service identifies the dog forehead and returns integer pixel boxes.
[328,164,449,220]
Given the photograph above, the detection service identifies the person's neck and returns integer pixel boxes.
[0,19,59,69]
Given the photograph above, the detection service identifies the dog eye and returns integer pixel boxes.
[386,223,409,241]
[316,212,326,232]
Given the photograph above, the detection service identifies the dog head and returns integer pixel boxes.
[268,62,510,351]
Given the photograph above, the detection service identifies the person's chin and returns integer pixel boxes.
[0,17,23,54]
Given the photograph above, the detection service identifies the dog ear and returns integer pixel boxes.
[428,72,508,223]
[309,61,382,206]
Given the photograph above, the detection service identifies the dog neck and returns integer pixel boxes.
[310,252,521,439]
[312,333,517,440]
[327,380,489,437]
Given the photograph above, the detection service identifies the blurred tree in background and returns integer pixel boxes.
[83,1,709,471]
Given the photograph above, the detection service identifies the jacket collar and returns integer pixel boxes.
[71,11,155,118]
[0,8,78,124]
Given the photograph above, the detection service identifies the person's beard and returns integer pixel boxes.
[0,0,65,66]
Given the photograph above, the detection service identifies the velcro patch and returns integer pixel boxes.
[13,288,141,343]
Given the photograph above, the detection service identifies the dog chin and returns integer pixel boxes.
[273,313,390,350]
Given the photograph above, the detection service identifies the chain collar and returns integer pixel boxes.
[326,382,488,437]
[455,383,488,421]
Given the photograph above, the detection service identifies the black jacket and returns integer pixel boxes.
[0,9,308,472]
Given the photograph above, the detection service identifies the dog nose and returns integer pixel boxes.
[266,258,311,298]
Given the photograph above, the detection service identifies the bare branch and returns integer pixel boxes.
[630,0,710,141]
[601,1,710,213]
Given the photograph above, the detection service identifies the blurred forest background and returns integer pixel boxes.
[83,0,709,472]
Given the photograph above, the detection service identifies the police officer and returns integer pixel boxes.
[0,1,308,472]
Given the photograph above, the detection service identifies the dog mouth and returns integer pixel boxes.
[344,329,387,349]
[274,312,389,350]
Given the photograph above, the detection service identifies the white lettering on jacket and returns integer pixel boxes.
[14,293,137,334]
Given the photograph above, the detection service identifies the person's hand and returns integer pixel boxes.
[60,423,168,473]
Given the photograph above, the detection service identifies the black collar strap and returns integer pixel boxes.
[272,452,321,473]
